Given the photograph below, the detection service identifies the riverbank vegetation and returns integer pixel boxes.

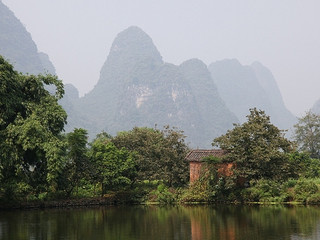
[1,56,320,207]
[180,109,320,204]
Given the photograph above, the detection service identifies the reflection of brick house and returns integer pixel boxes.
[185,149,234,183]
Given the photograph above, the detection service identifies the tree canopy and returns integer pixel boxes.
[89,136,136,194]
[57,128,89,196]
[213,108,294,182]
[0,56,67,198]
[294,111,320,159]
[112,126,189,187]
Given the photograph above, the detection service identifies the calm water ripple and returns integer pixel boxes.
[1,205,320,240]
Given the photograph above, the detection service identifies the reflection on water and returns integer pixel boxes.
[1,205,320,240]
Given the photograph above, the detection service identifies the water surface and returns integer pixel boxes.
[1,205,320,240]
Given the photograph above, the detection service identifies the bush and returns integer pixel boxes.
[0,181,33,201]
[38,192,48,201]
[150,183,176,204]
[306,159,320,178]
[180,173,237,203]
[180,180,210,203]
[72,182,101,198]
[242,179,288,203]
[306,193,320,204]
[286,179,297,188]
[294,178,319,203]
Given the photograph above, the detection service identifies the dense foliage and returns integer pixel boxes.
[213,108,294,182]
[57,128,89,196]
[111,126,189,187]
[294,111,320,159]
[89,136,137,194]
[0,55,67,199]
[180,110,320,204]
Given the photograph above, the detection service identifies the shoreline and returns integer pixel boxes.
[0,196,135,210]
[0,197,308,211]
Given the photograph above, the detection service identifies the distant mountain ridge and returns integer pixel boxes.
[209,59,297,133]
[0,0,297,146]
[312,99,320,114]
[74,26,238,147]
[0,1,55,75]
[0,1,86,134]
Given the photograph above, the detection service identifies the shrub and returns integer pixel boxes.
[294,178,319,203]
[150,183,175,204]
[180,180,210,203]
[38,192,48,201]
[307,193,320,204]
[242,179,288,203]
[286,179,297,188]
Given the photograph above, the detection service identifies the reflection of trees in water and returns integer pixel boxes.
[186,205,320,240]
[0,206,192,240]
[1,205,320,239]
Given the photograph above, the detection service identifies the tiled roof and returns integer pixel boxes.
[185,149,225,162]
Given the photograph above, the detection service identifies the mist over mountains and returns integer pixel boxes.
[64,26,297,146]
[208,59,297,130]
[312,99,320,114]
[0,1,55,75]
[71,26,238,147]
[0,1,302,147]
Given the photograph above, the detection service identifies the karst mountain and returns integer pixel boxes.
[72,26,238,147]
[209,59,297,132]
[0,1,55,75]
[312,99,320,114]
[0,0,298,147]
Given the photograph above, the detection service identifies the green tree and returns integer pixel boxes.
[213,108,294,182]
[58,128,89,196]
[294,111,320,159]
[160,126,189,187]
[288,152,320,178]
[112,127,164,181]
[89,137,136,195]
[0,56,67,199]
[112,126,189,187]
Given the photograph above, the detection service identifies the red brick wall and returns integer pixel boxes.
[190,162,202,183]
[189,162,235,183]
[217,163,234,177]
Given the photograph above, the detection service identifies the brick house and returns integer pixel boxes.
[185,149,234,183]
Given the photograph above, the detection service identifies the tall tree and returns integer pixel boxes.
[58,128,89,196]
[89,137,136,194]
[160,126,189,187]
[112,127,164,181]
[213,108,294,182]
[112,126,189,187]
[0,56,67,198]
[294,111,320,159]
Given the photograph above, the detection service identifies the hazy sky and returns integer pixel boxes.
[2,0,320,116]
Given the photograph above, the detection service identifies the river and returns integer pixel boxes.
[1,204,320,239]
